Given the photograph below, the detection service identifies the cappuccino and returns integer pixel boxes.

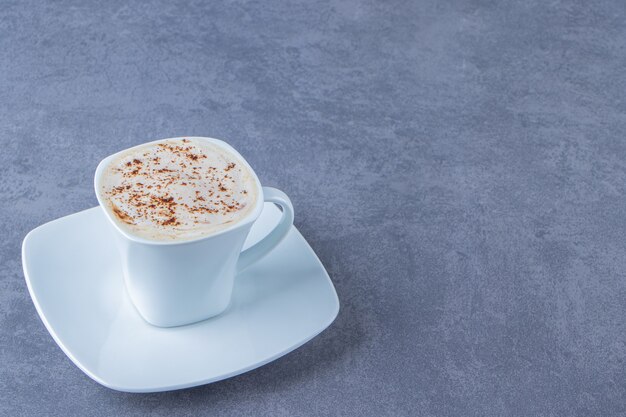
[98,138,258,241]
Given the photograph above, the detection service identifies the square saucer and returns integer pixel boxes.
[22,204,339,393]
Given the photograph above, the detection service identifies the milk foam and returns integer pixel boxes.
[98,138,258,241]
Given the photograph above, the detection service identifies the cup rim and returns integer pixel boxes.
[94,136,264,246]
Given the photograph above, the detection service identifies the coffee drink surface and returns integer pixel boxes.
[98,138,258,241]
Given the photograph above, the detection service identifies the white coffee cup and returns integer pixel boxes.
[94,137,294,327]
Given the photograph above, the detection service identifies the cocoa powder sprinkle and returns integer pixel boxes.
[102,139,255,237]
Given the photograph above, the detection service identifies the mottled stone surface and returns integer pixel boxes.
[1,0,626,415]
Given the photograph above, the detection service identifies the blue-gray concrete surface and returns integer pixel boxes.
[1,0,626,415]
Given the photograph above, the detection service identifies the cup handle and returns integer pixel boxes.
[237,186,294,273]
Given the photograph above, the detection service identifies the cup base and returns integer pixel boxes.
[133,301,231,328]
[125,284,232,327]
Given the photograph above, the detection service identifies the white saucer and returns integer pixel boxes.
[22,204,339,393]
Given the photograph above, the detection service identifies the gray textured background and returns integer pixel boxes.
[1,0,625,416]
